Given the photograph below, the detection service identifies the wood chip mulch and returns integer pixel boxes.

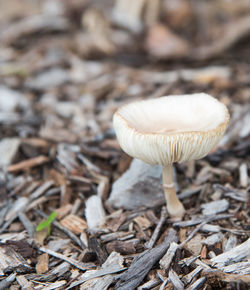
[0,1,249,289]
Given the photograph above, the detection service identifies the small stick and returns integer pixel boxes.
[18,212,35,238]
[39,247,95,271]
[145,207,167,249]
[173,214,233,228]
[30,180,54,200]
[179,216,215,248]
[8,155,49,172]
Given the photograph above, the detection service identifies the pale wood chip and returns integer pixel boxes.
[211,238,250,268]
[133,215,152,230]
[184,234,204,256]
[60,214,88,234]
[168,269,184,290]
[159,242,178,270]
[56,204,73,220]
[36,253,49,274]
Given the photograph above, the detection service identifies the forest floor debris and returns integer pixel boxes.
[0,0,249,289]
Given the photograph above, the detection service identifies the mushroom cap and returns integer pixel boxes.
[113,93,230,165]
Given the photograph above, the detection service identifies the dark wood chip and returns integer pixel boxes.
[115,229,178,290]
[89,236,109,264]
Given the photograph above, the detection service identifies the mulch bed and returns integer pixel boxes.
[0,1,249,289]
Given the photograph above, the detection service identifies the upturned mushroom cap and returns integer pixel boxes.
[113,93,229,165]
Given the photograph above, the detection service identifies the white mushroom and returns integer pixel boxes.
[113,93,230,218]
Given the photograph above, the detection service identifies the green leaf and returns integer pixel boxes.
[36,220,50,232]
[36,212,57,234]
[47,211,57,224]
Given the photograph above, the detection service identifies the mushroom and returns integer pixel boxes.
[113,93,230,218]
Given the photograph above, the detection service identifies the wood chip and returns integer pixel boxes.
[173,214,232,228]
[168,269,184,290]
[201,224,220,233]
[0,138,20,168]
[36,253,49,274]
[0,15,69,45]
[159,242,178,271]
[145,207,167,249]
[18,212,35,238]
[39,247,95,271]
[211,238,250,268]
[16,275,34,289]
[30,180,54,200]
[200,267,250,284]
[115,229,178,290]
[201,199,229,215]
[184,234,203,256]
[100,231,135,243]
[48,239,71,252]
[202,233,224,246]
[56,204,73,220]
[138,279,160,290]
[7,155,50,172]
[200,245,207,259]
[89,236,108,264]
[178,186,203,200]
[60,214,87,235]
[186,277,206,290]
[85,195,105,231]
[239,163,248,188]
[0,245,32,275]
[43,280,67,290]
[68,252,125,289]
[182,266,203,285]
[0,273,16,290]
[106,240,136,255]
[134,215,152,230]
[223,235,237,252]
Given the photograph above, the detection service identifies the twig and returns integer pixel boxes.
[29,181,54,201]
[7,155,49,172]
[18,212,35,238]
[145,206,167,249]
[173,214,233,228]
[179,216,214,248]
[220,227,250,236]
[39,247,95,271]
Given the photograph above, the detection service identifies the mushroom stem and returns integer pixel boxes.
[162,165,185,218]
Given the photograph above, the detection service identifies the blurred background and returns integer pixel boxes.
[0,0,250,146]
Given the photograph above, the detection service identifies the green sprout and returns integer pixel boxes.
[36,212,57,235]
